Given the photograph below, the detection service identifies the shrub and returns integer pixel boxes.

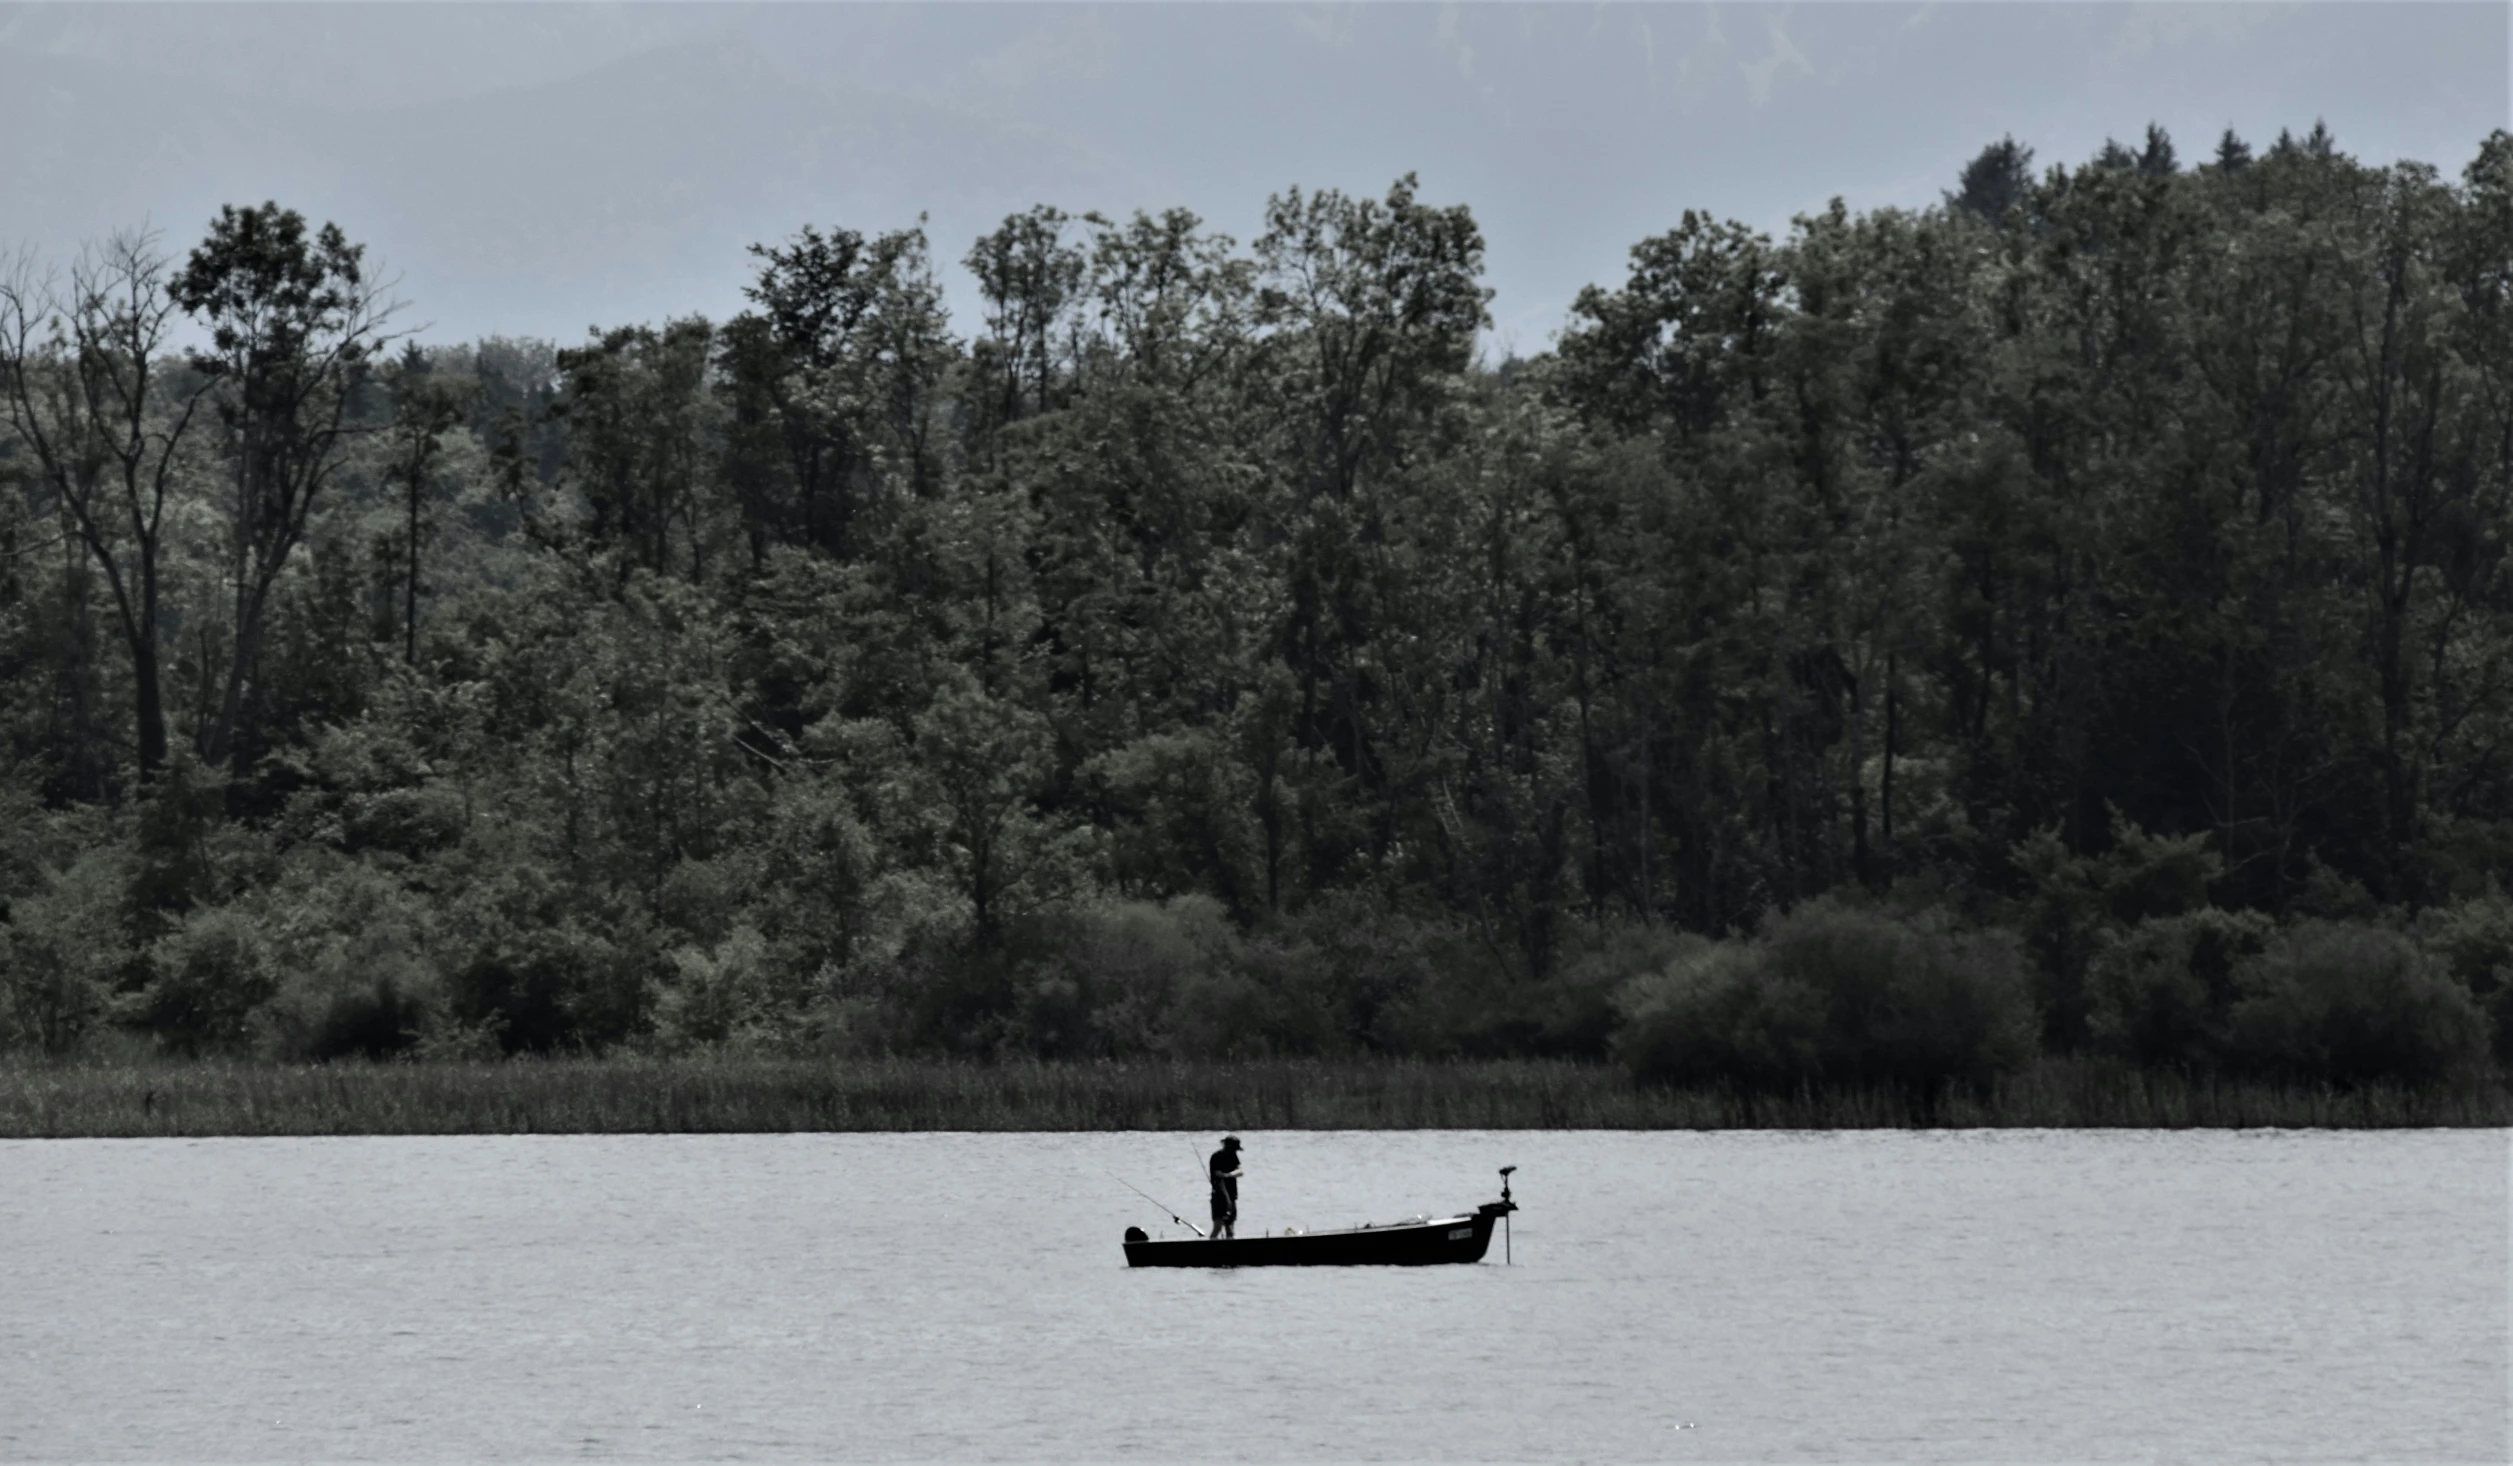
[1325,918,1528,1059]
[2013,810,2223,1051]
[306,978,430,1060]
[259,856,445,1061]
[1265,893,1451,1054]
[2417,890,2513,1066]
[1006,898,1207,1057]
[1613,900,2036,1096]
[448,918,652,1054]
[2084,908,2274,1072]
[1611,940,1822,1091]
[1089,729,1263,915]
[651,924,778,1051]
[2226,920,2492,1087]
[1187,930,1346,1058]
[134,905,278,1057]
[1495,920,1709,1060]
[339,785,466,857]
[0,849,135,1055]
[997,896,1351,1060]
[1762,899,2038,1093]
[886,918,1025,1056]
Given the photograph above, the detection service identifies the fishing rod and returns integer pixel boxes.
[1110,1171,1205,1237]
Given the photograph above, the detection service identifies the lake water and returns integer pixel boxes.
[1,1129,2503,1462]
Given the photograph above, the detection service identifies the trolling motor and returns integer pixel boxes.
[1498,1165,1516,1265]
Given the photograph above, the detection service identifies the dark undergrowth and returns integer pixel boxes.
[2,1055,2506,1137]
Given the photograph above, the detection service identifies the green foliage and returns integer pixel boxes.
[1167,921,1348,1060]
[1092,730,1264,915]
[1470,920,1707,1060]
[5,141,2512,1094]
[1616,900,2036,1096]
[1613,939,1817,1092]
[1760,900,2040,1093]
[0,846,134,1054]
[2015,811,2226,1050]
[444,919,644,1055]
[551,319,727,580]
[1014,896,1242,1058]
[1249,894,1455,1055]
[130,752,238,918]
[1948,135,2037,222]
[726,221,954,557]
[651,924,782,1052]
[257,854,442,1060]
[2084,908,2276,1072]
[2417,888,2513,1064]
[742,772,876,974]
[171,201,391,771]
[133,903,276,1056]
[339,785,466,858]
[2224,921,2493,1087]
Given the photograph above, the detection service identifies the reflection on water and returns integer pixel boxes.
[1,1129,2502,1461]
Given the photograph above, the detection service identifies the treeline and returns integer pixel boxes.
[2,125,2509,1101]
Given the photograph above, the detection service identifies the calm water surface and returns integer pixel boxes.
[2,1130,2503,1462]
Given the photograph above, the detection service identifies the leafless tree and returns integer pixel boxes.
[0,229,213,781]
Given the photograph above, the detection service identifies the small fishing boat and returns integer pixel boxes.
[1122,1167,1517,1268]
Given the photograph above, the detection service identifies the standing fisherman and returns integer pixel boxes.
[1207,1135,1243,1239]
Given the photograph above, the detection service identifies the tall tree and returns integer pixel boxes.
[552,318,723,583]
[728,224,955,558]
[170,203,396,772]
[0,230,214,783]
[965,205,1086,438]
[2137,122,2180,178]
[1949,136,2037,224]
[2324,156,2512,899]
[380,348,477,664]
[1250,175,1489,884]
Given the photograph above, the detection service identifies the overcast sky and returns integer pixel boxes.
[2,2,2505,355]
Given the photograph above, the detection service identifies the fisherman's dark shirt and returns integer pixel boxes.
[1209,1148,1239,1204]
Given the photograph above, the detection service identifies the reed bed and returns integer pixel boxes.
[1,1055,2506,1137]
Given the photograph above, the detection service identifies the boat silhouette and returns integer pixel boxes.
[1123,1167,1517,1267]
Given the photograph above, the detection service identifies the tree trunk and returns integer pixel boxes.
[202,585,269,773]
[1880,654,1898,854]
[131,592,166,778]
[405,465,422,665]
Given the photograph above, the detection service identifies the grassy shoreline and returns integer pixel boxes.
[2,1056,2507,1137]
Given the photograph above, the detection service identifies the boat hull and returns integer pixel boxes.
[1123,1201,1509,1268]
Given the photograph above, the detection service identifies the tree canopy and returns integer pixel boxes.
[3,135,2511,1089]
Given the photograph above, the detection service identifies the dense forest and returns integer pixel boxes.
[3,124,2509,1097]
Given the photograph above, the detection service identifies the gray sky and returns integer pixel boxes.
[3,2,2505,355]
